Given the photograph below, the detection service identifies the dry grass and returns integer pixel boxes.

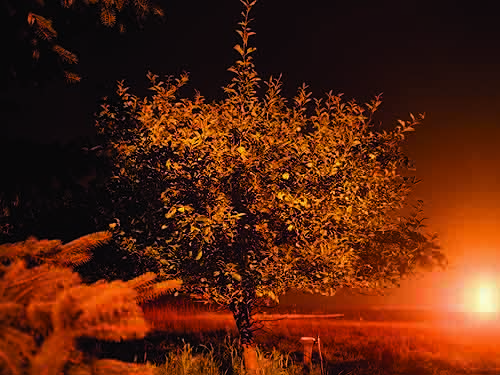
[256,318,500,374]
[141,302,500,375]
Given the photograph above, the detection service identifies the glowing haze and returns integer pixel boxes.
[3,1,500,313]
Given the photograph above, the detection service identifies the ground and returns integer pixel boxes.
[85,303,500,375]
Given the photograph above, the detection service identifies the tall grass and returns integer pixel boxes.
[151,336,303,375]
[139,303,500,375]
[76,300,499,375]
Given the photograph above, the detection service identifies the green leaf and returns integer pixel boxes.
[234,44,244,56]
[165,206,177,219]
[195,250,203,260]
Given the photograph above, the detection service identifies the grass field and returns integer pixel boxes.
[86,302,500,375]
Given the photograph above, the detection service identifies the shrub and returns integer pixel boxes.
[0,231,180,375]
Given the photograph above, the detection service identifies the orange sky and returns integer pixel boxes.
[368,107,500,310]
[4,0,500,311]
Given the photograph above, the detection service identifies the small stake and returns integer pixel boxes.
[300,337,316,374]
[317,334,324,375]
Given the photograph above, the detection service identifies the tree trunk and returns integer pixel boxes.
[230,296,258,375]
[242,344,259,375]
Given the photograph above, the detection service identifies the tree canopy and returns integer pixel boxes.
[1,0,163,85]
[94,0,446,363]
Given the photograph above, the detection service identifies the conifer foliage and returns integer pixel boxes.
[0,231,111,270]
[0,231,181,375]
[95,0,446,370]
[2,0,163,84]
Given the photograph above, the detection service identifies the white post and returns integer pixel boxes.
[299,337,316,374]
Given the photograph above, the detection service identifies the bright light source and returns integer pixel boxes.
[461,275,499,316]
[475,284,497,313]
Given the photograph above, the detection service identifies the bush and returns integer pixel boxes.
[0,231,180,375]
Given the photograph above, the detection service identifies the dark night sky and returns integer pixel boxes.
[3,0,500,310]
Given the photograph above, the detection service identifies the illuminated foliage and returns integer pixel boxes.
[0,232,180,375]
[96,0,446,351]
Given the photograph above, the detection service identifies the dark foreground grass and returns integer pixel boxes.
[82,305,500,375]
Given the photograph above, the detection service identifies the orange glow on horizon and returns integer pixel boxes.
[461,276,499,315]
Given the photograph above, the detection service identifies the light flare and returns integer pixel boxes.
[475,283,497,313]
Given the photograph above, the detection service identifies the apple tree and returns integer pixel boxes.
[95,0,446,370]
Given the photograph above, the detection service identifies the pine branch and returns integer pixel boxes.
[66,362,92,375]
[26,301,53,336]
[0,326,36,375]
[3,327,36,365]
[60,281,150,340]
[134,0,150,17]
[92,358,154,375]
[0,302,23,326]
[115,0,125,11]
[151,5,163,17]
[0,260,31,302]
[100,7,117,27]
[0,234,156,375]
[135,278,182,305]
[61,0,74,8]
[0,341,22,375]
[54,231,112,267]
[58,231,112,258]
[53,45,79,64]
[124,272,182,305]
[1,262,81,306]
[82,318,150,342]
[0,231,110,269]
[0,238,62,263]
[125,271,157,293]
[54,250,92,268]
[27,13,57,41]
[64,71,82,84]
[30,332,76,375]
